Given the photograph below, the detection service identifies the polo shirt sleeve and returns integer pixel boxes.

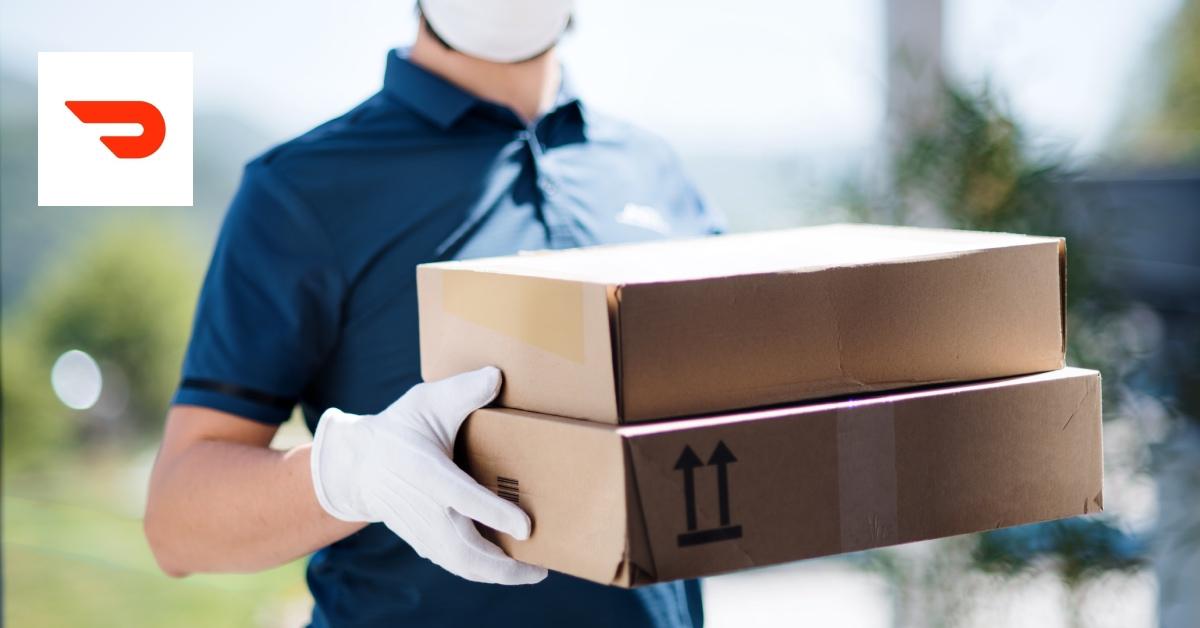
[172,161,345,424]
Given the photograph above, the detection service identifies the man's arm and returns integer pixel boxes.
[144,405,365,577]
[145,368,546,585]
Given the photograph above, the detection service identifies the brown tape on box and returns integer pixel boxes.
[441,270,586,364]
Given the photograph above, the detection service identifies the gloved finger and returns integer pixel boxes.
[426,365,503,421]
[428,461,532,540]
[445,511,547,585]
[402,366,503,442]
[375,493,456,560]
[374,468,529,545]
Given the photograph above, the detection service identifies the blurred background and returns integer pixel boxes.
[1,0,1197,626]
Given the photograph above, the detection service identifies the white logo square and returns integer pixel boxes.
[38,52,193,207]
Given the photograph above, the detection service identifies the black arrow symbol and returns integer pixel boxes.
[674,446,703,531]
[707,441,737,527]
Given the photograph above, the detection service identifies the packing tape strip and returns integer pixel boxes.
[836,401,900,552]
[441,270,586,364]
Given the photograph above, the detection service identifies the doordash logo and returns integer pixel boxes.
[64,100,166,159]
[39,53,192,206]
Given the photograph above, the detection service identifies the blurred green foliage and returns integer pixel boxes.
[841,1,1200,618]
[844,80,1125,405]
[973,519,1146,588]
[1118,0,1200,164]
[2,220,200,470]
[5,470,308,628]
[0,217,320,627]
[885,83,1068,234]
[841,77,1156,625]
[1,328,65,468]
[837,12,1200,615]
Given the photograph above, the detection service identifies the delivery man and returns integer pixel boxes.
[144,1,723,626]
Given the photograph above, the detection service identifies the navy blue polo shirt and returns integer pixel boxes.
[174,49,723,628]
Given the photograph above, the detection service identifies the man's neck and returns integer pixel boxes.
[409,25,561,125]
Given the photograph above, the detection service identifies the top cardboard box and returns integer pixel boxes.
[418,224,1066,423]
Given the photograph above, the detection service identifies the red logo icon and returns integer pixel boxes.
[64,100,166,159]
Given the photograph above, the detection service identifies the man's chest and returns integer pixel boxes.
[304,138,713,415]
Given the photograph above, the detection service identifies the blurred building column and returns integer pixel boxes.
[883,0,944,223]
[885,0,943,145]
[1156,425,1200,628]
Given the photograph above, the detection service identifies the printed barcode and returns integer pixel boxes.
[497,476,520,504]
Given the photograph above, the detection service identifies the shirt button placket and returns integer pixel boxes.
[523,128,576,249]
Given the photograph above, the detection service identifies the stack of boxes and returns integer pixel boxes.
[417,223,1103,587]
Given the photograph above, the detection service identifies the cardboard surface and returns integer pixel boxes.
[459,368,1104,587]
[420,224,1068,423]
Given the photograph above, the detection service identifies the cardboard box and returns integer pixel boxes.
[420,224,1067,423]
[459,368,1103,587]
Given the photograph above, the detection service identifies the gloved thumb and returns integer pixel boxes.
[411,366,503,439]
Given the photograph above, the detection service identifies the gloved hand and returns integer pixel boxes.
[310,366,547,585]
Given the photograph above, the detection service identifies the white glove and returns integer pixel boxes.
[310,366,547,585]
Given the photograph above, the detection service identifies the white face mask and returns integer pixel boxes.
[420,0,574,64]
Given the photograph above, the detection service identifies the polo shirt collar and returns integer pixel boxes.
[383,48,584,130]
[383,48,476,129]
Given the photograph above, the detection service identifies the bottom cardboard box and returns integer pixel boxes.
[459,367,1103,587]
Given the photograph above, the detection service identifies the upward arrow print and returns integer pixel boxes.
[707,441,738,527]
[674,446,704,531]
[675,441,743,548]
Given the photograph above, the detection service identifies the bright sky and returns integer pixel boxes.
[0,0,1182,158]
